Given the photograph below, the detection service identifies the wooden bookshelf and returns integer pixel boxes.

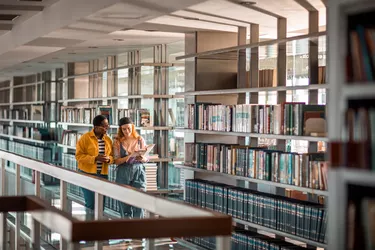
[177,12,328,249]
[12,101,45,106]
[175,164,328,196]
[12,120,45,124]
[57,48,184,201]
[176,31,326,60]
[177,84,327,96]
[233,218,327,248]
[175,128,328,142]
[58,63,175,80]
[327,1,375,249]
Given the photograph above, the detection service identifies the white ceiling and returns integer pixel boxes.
[0,0,327,81]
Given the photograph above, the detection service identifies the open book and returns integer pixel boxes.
[127,144,155,163]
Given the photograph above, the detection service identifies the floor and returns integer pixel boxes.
[80,239,189,249]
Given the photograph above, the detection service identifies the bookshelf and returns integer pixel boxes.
[175,129,328,142]
[0,72,57,148]
[327,0,375,250]
[177,14,327,249]
[175,164,328,196]
[56,47,185,194]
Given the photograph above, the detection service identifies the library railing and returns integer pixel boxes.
[0,150,232,250]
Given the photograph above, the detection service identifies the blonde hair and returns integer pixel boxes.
[117,123,140,142]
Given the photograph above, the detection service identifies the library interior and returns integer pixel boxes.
[0,0,373,249]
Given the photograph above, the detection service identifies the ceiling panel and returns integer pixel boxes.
[25,37,84,47]
[147,15,237,33]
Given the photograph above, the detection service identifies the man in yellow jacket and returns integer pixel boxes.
[76,115,114,210]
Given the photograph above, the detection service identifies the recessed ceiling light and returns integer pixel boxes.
[183,17,200,21]
[240,1,256,5]
[113,39,124,42]
[98,13,146,20]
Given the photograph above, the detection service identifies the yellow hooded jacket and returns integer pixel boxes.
[75,129,114,175]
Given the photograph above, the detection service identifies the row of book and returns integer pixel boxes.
[347,24,375,83]
[0,105,44,120]
[0,109,9,119]
[330,104,375,170]
[186,227,316,250]
[185,179,327,243]
[0,139,52,178]
[60,106,113,124]
[346,106,375,170]
[0,125,10,135]
[185,103,326,136]
[185,143,328,190]
[117,109,151,127]
[60,106,152,127]
[60,130,83,147]
[60,106,97,124]
[14,126,43,140]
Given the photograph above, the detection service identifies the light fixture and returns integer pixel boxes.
[183,17,200,21]
[113,39,124,42]
[240,1,256,5]
[88,46,98,49]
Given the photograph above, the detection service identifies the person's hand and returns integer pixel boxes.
[123,155,130,162]
[136,155,147,163]
[95,155,110,163]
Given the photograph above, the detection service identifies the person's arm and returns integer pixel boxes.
[113,140,130,165]
[137,137,149,163]
[75,135,96,164]
[107,138,114,164]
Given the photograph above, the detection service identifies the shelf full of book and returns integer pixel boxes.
[175,129,327,142]
[57,47,185,191]
[177,20,328,249]
[175,165,328,196]
[327,1,375,250]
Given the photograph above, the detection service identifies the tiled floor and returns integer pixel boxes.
[80,239,190,250]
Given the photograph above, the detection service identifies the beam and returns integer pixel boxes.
[0,0,123,56]
[294,0,318,12]
[169,14,246,27]
[0,5,43,11]
[184,9,253,25]
[0,24,12,31]
[225,0,285,19]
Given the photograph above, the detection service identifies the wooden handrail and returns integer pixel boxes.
[0,149,215,218]
[0,149,232,249]
[0,196,232,242]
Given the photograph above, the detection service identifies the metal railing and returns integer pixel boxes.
[0,150,232,250]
